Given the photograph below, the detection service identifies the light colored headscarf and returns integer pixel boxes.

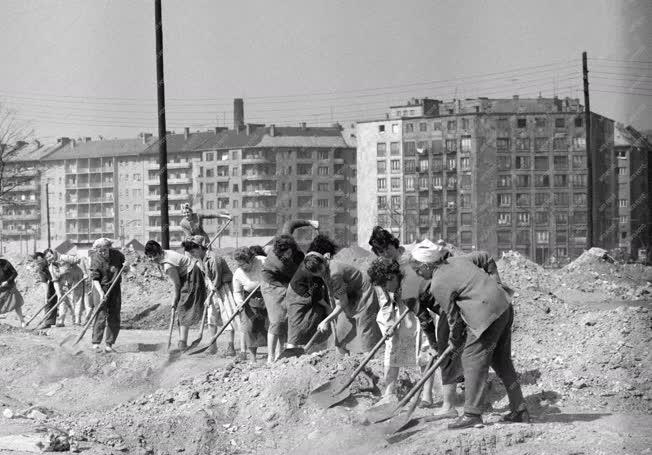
[410,239,449,264]
[92,238,112,250]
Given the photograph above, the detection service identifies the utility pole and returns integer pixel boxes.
[45,183,51,248]
[155,0,170,249]
[583,51,593,248]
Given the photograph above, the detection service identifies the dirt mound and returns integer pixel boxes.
[556,248,651,300]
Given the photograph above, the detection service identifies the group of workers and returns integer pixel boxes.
[0,202,529,430]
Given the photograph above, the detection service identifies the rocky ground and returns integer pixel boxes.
[0,247,650,454]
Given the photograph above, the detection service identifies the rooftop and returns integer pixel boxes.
[42,137,156,161]
[5,141,61,162]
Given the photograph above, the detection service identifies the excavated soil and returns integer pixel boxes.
[0,247,650,454]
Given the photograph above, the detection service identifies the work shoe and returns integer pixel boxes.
[225,342,236,357]
[91,344,101,352]
[55,322,65,328]
[104,345,115,353]
[37,323,53,330]
[178,340,188,350]
[501,407,530,423]
[448,414,483,430]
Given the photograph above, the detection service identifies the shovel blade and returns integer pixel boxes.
[309,381,352,409]
[364,402,399,424]
[185,338,202,352]
[276,347,305,361]
[381,412,416,436]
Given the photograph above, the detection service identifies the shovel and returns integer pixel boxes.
[59,264,126,348]
[309,308,411,409]
[30,277,86,329]
[185,289,214,351]
[207,215,232,249]
[186,284,259,355]
[276,326,324,360]
[365,345,454,425]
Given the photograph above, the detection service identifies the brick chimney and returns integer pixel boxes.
[184,127,190,140]
[246,124,251,135]
[234,98,244,132]
[140,132,153,144]
[300,122,307,130]
[270,124,276,137]
[57,137,71,145]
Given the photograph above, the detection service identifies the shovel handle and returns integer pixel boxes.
[393,345,454,412]
[334,308,411,396]
[31,276,86,328]
[73,264,126,346]
[303,328,323,352]
[207,217,232,249]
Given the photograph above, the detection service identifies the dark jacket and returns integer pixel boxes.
[90,249,126,292]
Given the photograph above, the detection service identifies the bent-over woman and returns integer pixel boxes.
[0,257,25,327]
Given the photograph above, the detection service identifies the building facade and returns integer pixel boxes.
[357,96,618,264]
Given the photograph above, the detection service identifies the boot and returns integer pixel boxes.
[502,382,529,423]
[448,413,483,430]
[225,342,236,357]
[178,340,188,350]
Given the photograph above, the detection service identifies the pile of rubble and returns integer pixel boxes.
[557,248,651,300]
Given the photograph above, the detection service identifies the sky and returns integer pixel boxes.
[0,0,650,142]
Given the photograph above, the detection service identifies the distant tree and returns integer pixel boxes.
[0,103,34,207]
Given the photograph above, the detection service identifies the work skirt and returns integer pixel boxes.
[335,280,382,354]
[0,284,23,315]
[240,287,268,348]
[261,281,288,336]
[286,285,329,346]
[176,265,207,327]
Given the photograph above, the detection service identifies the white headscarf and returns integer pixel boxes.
[410,239,448,264]
[92,238,112,250]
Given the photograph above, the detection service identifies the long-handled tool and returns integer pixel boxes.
[29,277,86,329]
[276,324,325,361]
[186,284,260,355]
[309,308,411,409]
[185,289,214,351]
[365,345,454,425]
[166,306,177,351]
[207,215,232,249]
[60,264,126,348]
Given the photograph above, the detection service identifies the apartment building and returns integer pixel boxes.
[0,140,60,254]
[41,136,154,247]
[357,96,618,264]
[614,124,650,260]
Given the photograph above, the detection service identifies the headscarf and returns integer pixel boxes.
[410,239,450,264]
[92,238,112,250]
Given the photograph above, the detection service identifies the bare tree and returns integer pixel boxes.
[0,103,34,207]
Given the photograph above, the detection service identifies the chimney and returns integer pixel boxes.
[234,98,244,132]
[184,127,190,140]
[214,127,227,134]
[84,137,91,143]
[140,132,153,144]
[300,122,307,130]
[246,123,251,135]
[57,137,71,145]
[270,124,276,137]
[513,95,519,100]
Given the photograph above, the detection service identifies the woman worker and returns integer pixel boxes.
[180,202,231,245]
[144,239,206,350]
[0,257,25,327]
[307,234,382,354]
[232,246,268,362]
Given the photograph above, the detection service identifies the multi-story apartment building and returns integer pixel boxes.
[0,140,60,254]
[614,124,650,260]
[357,96,617,264]
[41,136,154,247]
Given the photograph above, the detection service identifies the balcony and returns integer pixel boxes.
[146,161,191,170]
[1,213,39,221]
[242,190,277,197]
[241,206,276,212]
[145,177,191,186]
[168,193,190,201]
[242,174,275,180]
[12,184,38,191]
[241,155,271,163]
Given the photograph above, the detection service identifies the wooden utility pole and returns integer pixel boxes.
[45,183,51,248]
[583,51,593,248]
[155,0,170,249]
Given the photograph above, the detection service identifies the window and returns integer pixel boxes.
[534,156,549,170]
[462,119,470,130]
[555,118,566,128]
[535,174,550,187]
[516,193,530,206]
[404,141,416,156]
[460,136,472,153]
[516,138,530,151]
[572,155,586,169]
[375,178,386,191]
[445,139,457,152]
[419,122,427,132]
[553,137,568,151]
[515,156,530,169]
[498,231,512,244]
[553,156,568,170]
[554,192,569,206]
[376,143,387,157]
[536,231,550,244]
[555,247,568,257]
[535,212,549,224]
[377,196,387,209]
[517,212,530,225]
[535,117,546,127]
[554,174,568,187]
[461,231,472,243]
[461,213,472,226]
[404,176,415,191]
[317,199,329,208]
[432,156,443,171]
[516,230,530,244]
[432,175,443,188]
[460,157,470,170]
[571,174,586,188]
[297,164,312,175]
[232,199,239,209]
[517,118,527,128]
[419,159,429,172]
[405,123,414,133]
[555,212,568,224]
[205,152,214,161]
[573,193,586,206]
[391,195,401,209]
[460,174,471,189]
[572,211,587,224]
[317,150,329,160]
[391,124,398,134]
[405,196,417,209]
[378,125,385,133]
[206,183,215,193]
[317,166,328,176]
[418,176,429,190]
[497,175,512,188]
[619,199,628,207]
[232,184,239,193]
[619,215,628,223]
[446,175,457,189]
[206,201,215,210]
[498,213,511,225]
[391,177,401,190]
[574,117,583,127]
[447,120,457,131]
[573,137,586,149]
[498,194,512,207]
[390,142,400,155]
[497,138,510,152]
[497,118,509,129]
[617,167,627,176]
[516,175,530,187]
[206,168,214,178]
[556,230,568,243]
[433,121,442,130]
[134,173,141,181]
[447,157,456,170]
[497,156,511,170]
[376,160,387,175]
[404,160,416,173]
[318,183,329,192]
[535,137,549,152]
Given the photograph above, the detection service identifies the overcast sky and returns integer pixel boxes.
[0,0,650,142]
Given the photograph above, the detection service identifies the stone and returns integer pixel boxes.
[2,408,14,419]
